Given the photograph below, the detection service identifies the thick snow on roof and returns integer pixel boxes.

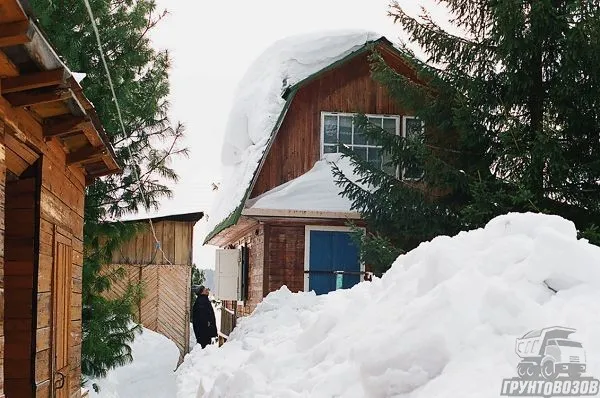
[177,213,600,397]
[205,30,383,238]
[246,154,359,213]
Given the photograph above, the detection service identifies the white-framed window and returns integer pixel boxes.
[320,112,424,179]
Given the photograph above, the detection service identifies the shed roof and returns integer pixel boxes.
[116,211,204,225]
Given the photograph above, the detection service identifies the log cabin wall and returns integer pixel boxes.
[0,1,120,396]
[1,119,88,398]
[37,152,86,398]
[251,47,417,198]
[106,220,196,361]
[4,166,39,398]
[3,125,85,398]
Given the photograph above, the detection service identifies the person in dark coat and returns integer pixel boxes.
[192,286,218,348]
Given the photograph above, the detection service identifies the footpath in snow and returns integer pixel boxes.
[176,213,600,398]
[86,327,179,398]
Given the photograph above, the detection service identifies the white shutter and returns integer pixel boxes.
[214,249,241,300]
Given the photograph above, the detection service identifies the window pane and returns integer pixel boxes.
[368,117,382,128]
[339,116,352,145]
[383,118,397,135]
[324,144,338,154]
[324,115,338,144]
[405,117,423,138]
[353,146,368,162]
[403,164,424,180]
[382,150,398,177]
[354,123,368,145]
[368,147,382,169]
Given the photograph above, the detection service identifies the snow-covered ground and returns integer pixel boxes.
[176,213,600,397]
[86,327,179,398]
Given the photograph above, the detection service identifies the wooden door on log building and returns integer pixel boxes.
[52,227,72,398]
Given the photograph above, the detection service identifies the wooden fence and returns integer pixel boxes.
[103,263,192,362]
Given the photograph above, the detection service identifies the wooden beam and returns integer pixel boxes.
[42,115,88,141]
[0,20,31,47]
[86,166,121,185]
[4,88,71,107]
[66,145,107,166]
[0,50,19,77]
[1,68,65,94]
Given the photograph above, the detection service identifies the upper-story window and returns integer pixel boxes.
[320,112,424,179]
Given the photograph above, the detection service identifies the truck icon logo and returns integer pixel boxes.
[501,326,599,397]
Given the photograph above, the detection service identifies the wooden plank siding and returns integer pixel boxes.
[0,2,118,395]
[38,149,86,398]
[250,47,418,199]
[103,263,192,363]
[111,221,193,266]
[1,128,86,398]
[104,219,197,362]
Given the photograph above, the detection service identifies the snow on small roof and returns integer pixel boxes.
[245,154,358,213]
[205,30,384,243]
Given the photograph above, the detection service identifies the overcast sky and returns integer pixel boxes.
[147,0,442,268]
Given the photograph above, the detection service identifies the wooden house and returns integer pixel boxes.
[204,32,426,331]
[0,1,120,396]
[104,212,203,362]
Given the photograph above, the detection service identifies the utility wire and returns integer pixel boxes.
[82,0,173,265]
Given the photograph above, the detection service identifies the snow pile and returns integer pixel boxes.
[176,213,600,398]
[87,327,179,398]
[206,30,382,235]
[246,154,360,213]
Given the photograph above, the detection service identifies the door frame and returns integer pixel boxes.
[51,225,73,398]
[303,225,365,292]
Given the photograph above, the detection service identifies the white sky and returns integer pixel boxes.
[146,0,442,268]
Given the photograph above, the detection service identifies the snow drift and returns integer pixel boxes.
[177,213,600,397]
[87,327,179,398]
[206,30,382,236]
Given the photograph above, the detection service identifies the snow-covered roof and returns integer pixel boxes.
[205,30,386,243]
[245,154,359,214]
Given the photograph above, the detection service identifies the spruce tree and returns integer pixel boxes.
[335,0,600,272]
[30,0,187,377]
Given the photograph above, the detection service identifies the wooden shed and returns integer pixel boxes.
[104,212,203,362]
[0,1,121,397]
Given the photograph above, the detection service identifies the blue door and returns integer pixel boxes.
[308,230,361,295]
